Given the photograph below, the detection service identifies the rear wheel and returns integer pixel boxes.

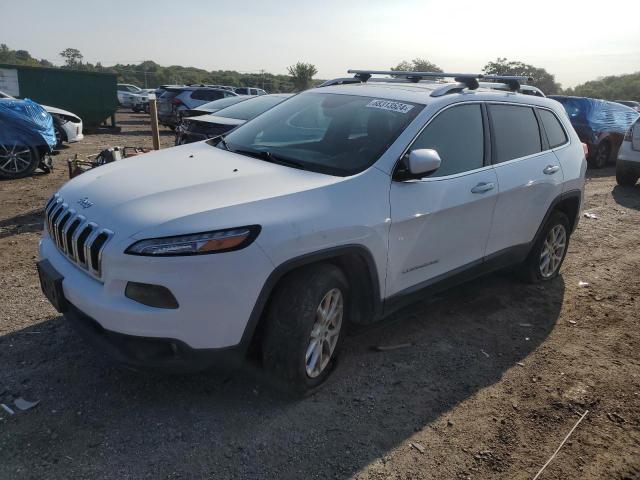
[518,211,570,283]
[589,141,610,169]
[0,144,40,179]
[616,163,639,186]
[262,264,348,394]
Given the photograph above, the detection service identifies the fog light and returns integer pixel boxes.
[125,282,179,309]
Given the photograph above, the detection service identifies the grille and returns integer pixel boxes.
[44,194,113,280]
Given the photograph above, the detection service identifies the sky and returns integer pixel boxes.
[3,0,639,88]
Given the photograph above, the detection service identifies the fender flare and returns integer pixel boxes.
[237,244,382,352]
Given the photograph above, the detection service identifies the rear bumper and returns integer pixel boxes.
[617,141,640,163]
[65,303,244,373]
[617,159,640,174]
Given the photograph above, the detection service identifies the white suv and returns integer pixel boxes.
[37,70,586,393]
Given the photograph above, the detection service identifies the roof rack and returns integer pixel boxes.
[319,70,532,96]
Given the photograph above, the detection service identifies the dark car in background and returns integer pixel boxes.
[614,100,640,113]
[175,93,292,145]
[550,95,639,168]
[157,86,238,129]
[180,95,253,119]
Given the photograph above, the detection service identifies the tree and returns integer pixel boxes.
[391,58,442,73]
[482,57,561,94]
[60,48,83,68]
[287,62,318,91]
[565,72,640,101]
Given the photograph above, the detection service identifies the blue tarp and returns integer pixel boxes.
[0,98,56,151]
[550,96,640,136]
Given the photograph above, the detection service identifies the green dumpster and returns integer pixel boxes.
[0,64,118,127]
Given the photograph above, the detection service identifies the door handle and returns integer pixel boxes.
[471,182,495,194]
[543,165,560,175]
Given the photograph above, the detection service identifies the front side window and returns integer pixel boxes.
[538,109,568,148]
[409,104,484,177]
[214,95,286,121]
[489,104,541,163]
[219,93,423,176]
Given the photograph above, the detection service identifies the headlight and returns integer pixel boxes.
[125,226,260,256]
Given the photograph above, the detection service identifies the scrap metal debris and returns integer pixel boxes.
[578,281,590,287]
[1,403,15,415]
[410,442,426,454]
[584,212,598,219]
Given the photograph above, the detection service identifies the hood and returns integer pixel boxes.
[57,142,341,240]
[189,114,244,127]
[43,105,80,120]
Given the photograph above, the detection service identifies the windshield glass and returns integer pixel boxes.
[215,95,290,121]
[220,92,423,176]
[199,95,252,112]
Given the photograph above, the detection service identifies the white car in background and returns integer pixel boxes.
[616,118,640,186]
[0,90,83,146]
[117,84,143,107]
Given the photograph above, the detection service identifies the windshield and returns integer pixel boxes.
[214,95,290,121]
[219,92,423,176]
[198,95,252,112]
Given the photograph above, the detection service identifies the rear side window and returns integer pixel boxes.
[191,90,225,101]
[410,104,484,177]
[489,104,541,163]
[538,109,568,148]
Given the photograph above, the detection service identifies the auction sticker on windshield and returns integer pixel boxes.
[366,99,415,114]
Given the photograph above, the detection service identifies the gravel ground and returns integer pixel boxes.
[0,111,639,479]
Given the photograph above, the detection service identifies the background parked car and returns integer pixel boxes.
[131,88,156,113]
[176,93,292,145]
[157,86,237,129]
[616,117,640,186]
[550,95,639,168]
[1,90,83,146]
[0,98,56,178]
[116,83,143,107]
[180,95,253,119]
[614,100,640,112]
[235,87,267,96]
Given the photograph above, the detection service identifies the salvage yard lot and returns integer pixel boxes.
[0,111,639,479]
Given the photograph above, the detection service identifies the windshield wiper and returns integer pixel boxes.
[232,148,307,170]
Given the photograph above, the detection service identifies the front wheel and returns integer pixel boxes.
[262,264,348,394]
[518,211,570,283]
[0,145,40,179]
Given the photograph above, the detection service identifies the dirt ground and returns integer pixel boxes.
[0,111,639,480]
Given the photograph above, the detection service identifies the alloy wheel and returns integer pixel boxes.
[305,288,343,378]
[0,144,34,176]
[539,224,567,278]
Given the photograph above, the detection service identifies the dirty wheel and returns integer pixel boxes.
[518,211,570,283]
[262,263,348,394]
[0,144,40,179]
[589,141,610,169]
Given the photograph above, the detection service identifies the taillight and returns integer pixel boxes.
[170,97,183,106]
[582,143,589,156]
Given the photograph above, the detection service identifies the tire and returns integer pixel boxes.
[262,263,349,394]
[518,211,570,284]
[616,163,639,186]
[0,145,40,179]
[54,125,64,148]
[588,141,610,169]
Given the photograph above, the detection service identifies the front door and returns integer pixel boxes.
[386,103,499,297]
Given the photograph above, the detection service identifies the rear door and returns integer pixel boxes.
[484,103,564,258]
[387,103,499,297]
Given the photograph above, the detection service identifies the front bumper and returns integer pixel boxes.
[65,303,244,372]
[39,234,274,350]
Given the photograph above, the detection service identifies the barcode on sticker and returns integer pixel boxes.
[366,99,414,114]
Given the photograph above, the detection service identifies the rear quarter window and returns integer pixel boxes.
[489,104,542,163]
[538,109,568,148]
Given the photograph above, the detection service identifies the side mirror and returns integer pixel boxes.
[407,149,441,177]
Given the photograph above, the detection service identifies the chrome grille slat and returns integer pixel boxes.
[43,195,112,280]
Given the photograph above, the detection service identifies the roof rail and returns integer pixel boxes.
[481,75,532,92]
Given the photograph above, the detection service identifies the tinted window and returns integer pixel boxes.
[198,96,251,112]
[489,104,541,163]
[221,93,423,176]
[410,104,484,177]
[215,95,288,121]
[191,89,225,101]
[236,88,249,95]
[538,109,567,148]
